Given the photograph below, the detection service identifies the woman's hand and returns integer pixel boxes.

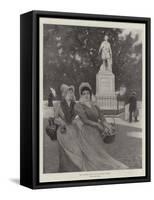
[96,123,111,137]
[54,117,66,127]
[103,121,112,129]
[96,123,105,133]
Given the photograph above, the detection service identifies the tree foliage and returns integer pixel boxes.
[43,25,142,100]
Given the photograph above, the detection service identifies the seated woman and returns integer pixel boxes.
[54,84,83,172]
[74,82,128,171]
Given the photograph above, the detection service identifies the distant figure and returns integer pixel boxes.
[128,92,138,122]
[99,35,112,72]
[48,88,56,107]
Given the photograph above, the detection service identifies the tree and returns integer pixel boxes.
[43,24,142,100]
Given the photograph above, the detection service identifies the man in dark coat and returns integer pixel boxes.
[48,91,54,107]
[128,91,138,122]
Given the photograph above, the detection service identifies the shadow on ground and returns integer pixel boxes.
[9,178,20,185]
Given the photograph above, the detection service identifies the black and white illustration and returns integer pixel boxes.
[39,18,145,182]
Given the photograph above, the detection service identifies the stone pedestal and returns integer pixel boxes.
[96,71,115,96]
[96,69,117,110]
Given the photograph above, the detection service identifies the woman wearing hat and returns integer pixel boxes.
[74,82,128,171]
[54,84,83,172]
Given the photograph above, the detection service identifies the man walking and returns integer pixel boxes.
[128,91,138,122]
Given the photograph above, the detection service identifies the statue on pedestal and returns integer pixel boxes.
[96,35,117,110]
[99,35,112,72]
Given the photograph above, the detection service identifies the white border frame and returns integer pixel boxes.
[39,17,146,183]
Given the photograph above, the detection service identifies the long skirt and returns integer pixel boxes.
[57,124,84,172]
[57,122,128,172]
[78,124,128,171]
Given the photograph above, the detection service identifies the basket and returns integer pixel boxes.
[103,120,116,144]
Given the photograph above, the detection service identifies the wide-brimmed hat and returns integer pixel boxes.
[60,84,75,97]
[79,82,92,96]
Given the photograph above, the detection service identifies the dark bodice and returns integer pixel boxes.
[60,100,76,124]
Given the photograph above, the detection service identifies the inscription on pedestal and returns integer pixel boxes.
[101,78,112,94]
[96,72,115,96]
